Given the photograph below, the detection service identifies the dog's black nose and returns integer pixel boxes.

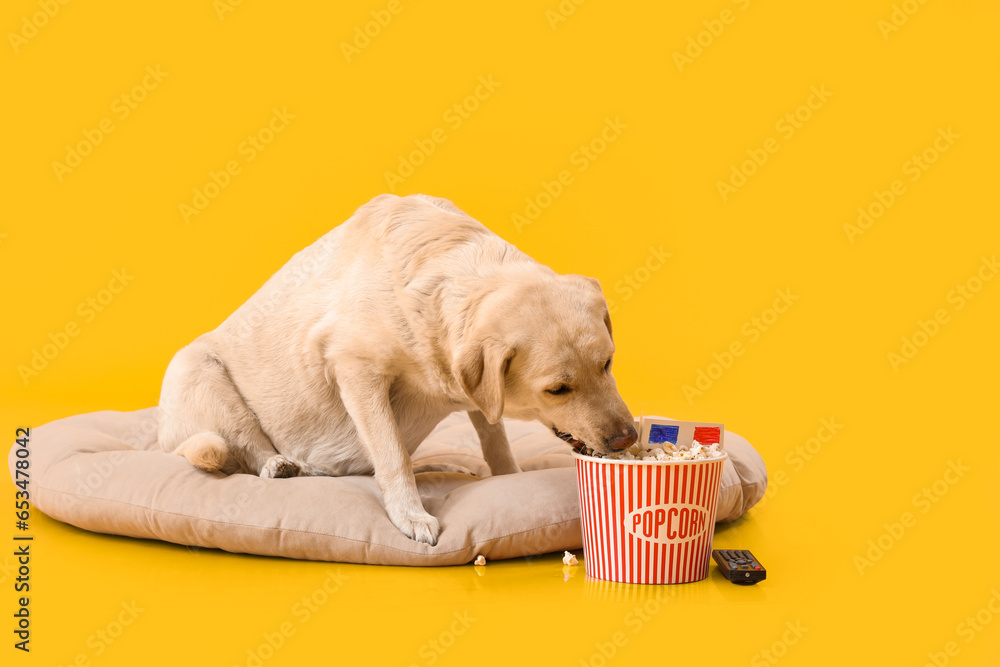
[606,424,638,451]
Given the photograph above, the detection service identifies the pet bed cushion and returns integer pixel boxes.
[7,409,766,565]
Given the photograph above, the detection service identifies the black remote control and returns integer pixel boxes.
[712,549,766,585]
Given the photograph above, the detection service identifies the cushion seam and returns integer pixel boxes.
[32,484,580,557]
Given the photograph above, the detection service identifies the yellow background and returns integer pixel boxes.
[3,0,999,665]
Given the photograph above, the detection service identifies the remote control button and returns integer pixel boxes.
[728,561,737,569]
[741,550,753,559]
[755,567,762,570]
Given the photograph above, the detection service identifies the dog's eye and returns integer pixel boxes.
[603,358,612,373]
[546,385,571,396]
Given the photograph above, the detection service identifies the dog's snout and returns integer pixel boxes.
[606,424,638,451]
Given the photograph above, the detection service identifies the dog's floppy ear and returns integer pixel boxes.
[454,337,515,424]
[571,275,613,340]
[582,276,603,293]
[568,274,604,294]
[568,274,611,337]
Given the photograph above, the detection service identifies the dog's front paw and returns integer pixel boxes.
[390,509,441,546]
[259,455,300,479]
[488,460,522,476]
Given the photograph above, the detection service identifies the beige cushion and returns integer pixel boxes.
[7,409,766,565]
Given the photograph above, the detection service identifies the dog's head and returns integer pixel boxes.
[453,271,637,455]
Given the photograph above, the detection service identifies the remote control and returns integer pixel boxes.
[712,549,766,585]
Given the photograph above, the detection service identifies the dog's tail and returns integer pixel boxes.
[173,431,228,472]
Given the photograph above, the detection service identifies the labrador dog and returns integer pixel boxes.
[158,193,637,545]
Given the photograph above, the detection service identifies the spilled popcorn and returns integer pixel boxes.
[562,551,579,566]
[581,441,723,461]
[474,554,486,566]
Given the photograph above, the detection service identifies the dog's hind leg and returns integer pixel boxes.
[158,340,301,478]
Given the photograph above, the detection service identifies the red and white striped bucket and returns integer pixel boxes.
[573,452,728,584]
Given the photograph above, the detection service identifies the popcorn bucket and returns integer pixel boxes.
[572,451,728,584]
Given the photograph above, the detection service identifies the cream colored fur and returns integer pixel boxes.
[158,194,637,545]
